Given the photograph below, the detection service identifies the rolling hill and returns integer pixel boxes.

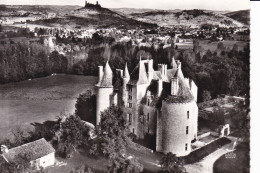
[112,8,249,28]
[224,10,250,25]
[28,5,157,29]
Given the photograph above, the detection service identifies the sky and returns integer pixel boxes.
[1,0,250,11]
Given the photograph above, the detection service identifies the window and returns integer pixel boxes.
[147,99,150,106]
[185,143,188,151]
[148,127,150,133]
[186,126,189,135]
[128,103,132,108]
[133,128,135,134]
[129,114,132,124]
[147,113,150,121]
[128,95,132,100]
[128,85,132,92]
[187,111,190,119]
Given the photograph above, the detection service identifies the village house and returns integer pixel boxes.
[0,138,55,170]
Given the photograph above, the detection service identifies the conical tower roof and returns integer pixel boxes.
[99,61,113,87]
[172,57,178,69]
[123,63,130,78]
[129,60,149,85]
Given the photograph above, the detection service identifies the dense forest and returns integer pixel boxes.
[0,35,249,102]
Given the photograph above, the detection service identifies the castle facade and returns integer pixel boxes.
[95,57,198,156]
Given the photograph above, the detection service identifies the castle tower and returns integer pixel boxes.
[156,61,198,157]
[122,63,130,107]
[96,61,114,126]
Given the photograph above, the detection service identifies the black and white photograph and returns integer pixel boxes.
[0,0,251,172]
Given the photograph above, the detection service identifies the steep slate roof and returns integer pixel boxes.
[129,61,149,85]
[163,68,194,103]
[99,61,113,87]
[171,58,178,69]
[1,138,55,164]
[123,63,130,78]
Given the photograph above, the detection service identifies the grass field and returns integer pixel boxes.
[213,142,250,173]
[44,145,163,173]
[0,74,97,142]
[198,40,248,52]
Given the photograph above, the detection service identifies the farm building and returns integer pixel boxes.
[0,138,55,170]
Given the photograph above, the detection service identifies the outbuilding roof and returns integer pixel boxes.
[1,138,55,164]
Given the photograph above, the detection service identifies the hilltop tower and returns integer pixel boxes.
[96,61,114,126]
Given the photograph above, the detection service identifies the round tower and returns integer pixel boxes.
[157,100,198,156]
[156,60,198,156]
[96,61,114,126]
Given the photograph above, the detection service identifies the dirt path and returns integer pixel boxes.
[185,136,237,173]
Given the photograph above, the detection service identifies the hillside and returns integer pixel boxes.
[28,5,157,29]
[224,10,250,25]
[0,4,157,29]
[112,9,247,28]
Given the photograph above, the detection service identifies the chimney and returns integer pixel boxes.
[164,64,167,76]
[116,69,123,78]
[158,64,162,73]
[1,145,8,154]
[157,79,163,96]
[148,60,153,81]
[171,77,179,96]
[98,66,103,84]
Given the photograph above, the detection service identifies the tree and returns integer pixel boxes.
[202,90,211,102]
[75,89,96,125]
[57,115,91,158]
[159,152,186,173]
[91,106,130,158]
[217,42,224,50]
[90,106,143,173]
[0,152,40,173]
[107,155,143,173]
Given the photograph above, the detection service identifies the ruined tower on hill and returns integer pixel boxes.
[95,57,198,157]
[85,0,101,8]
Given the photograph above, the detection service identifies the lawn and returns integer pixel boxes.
[198,40,248,52]
[0,74,98,142]
[45,150,108,173]
[213,142,250,173]
[44,145,164,173]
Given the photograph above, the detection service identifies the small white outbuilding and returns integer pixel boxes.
[0,138,55,170]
